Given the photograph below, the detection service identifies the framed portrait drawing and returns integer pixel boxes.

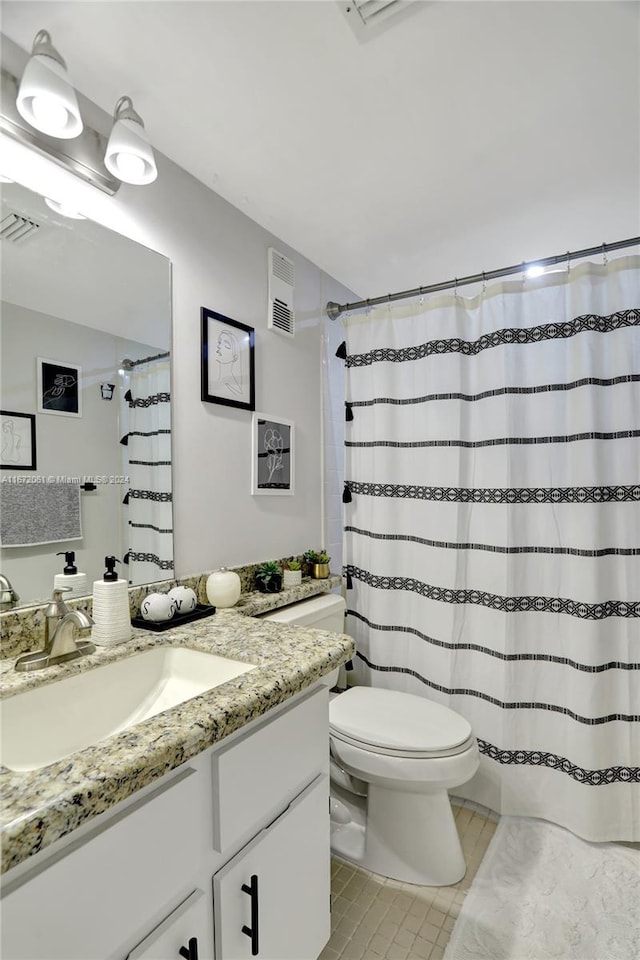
[201,308,255,411]
[251,413,294,496]
[0,410,36,470]
[37,358,82,417]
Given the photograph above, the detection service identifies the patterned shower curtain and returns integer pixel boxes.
[122,355,174,584]
[342,255,639,842]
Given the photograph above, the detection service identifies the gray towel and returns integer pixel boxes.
[0,481,82,547]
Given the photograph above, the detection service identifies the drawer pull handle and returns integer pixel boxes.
[241,873,259,956]
[178,937,198,960]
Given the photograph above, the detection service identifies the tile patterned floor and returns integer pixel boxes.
[321,799,499,960]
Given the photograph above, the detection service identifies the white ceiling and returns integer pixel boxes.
[2,1,638,298]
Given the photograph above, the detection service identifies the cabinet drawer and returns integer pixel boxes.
[211,685,328,851]
[1,767,204,960]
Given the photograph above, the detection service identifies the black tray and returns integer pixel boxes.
[131,603,216,632]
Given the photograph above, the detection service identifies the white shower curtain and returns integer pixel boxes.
[342,255,639,842]
[124,356,174,584]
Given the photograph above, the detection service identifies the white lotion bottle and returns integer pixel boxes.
[91,556,132,646]
[53,551,88,599]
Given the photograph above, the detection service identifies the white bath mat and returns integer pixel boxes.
[444,816,640,960]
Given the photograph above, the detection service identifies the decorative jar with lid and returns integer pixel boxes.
[205,567,241,608]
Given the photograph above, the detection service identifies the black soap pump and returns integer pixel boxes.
[103,555,119,581]
[57,551,77,574]
[53,550,87,598]
[91,556,132,645]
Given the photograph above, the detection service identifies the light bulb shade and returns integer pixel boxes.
[16,36,82,139]
[105,113,157,185]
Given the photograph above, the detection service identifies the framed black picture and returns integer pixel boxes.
[37,357,82,417]
[201,308,255,411]
[0,410,37,470]
[251,413,294,496]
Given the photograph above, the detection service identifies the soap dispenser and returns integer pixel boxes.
[91,556,132,646]
[54,551,88,599]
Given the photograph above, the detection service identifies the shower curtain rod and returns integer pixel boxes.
[121,350,170,369]
[325,236,640,320]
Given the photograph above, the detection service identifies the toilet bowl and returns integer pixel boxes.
[329,687,479,885]
[259,594,479,886]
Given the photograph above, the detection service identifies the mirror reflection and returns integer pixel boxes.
[0,181,173,608]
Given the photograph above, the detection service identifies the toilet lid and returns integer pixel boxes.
[329,687,472,754]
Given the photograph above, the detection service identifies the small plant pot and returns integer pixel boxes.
[255,573,282,593]
[283,569,302,589]
[310,563,330,579]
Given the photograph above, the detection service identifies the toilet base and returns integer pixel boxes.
[330,782,466,886]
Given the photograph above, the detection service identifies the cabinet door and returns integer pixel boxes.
[213,775,330,960]
[127,888,213,960]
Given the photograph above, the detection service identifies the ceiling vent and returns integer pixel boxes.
[268,247,295,338]
[0,211,41,243]
[339,1,419,39]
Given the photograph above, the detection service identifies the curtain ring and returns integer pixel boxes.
[566,250,571,274]
[602,242,608,266]
[387,293,392,315]
[482,270,487,294]
[454,277,458,299]
[522,261,526,284]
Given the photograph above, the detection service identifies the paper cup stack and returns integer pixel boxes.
[91,578,132,646]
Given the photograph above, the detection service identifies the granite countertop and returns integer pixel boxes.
[0,582,354,874]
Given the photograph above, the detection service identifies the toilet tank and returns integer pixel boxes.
[259,593,346,631]
[259,594,347,687]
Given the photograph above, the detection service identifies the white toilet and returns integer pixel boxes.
[260,594,479,886]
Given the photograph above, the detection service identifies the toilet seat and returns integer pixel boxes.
[330,687,473,759]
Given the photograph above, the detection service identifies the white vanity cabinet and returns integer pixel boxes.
[0,765,210,960]
[0,684,330,960]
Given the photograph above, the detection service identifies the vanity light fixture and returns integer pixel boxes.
[104,96,157,186]
[16,30,83,140]
[2,30,158,196]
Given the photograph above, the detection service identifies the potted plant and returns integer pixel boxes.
[254,561,283,593]
[304,549,331,579]
[303,549,319,576]
[282,558,302,589]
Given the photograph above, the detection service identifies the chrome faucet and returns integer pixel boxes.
[15,588,95,672]
[0,573,20,611]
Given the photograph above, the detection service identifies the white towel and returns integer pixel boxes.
[0,481,82,547]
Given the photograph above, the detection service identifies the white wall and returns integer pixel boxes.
[79,159,355,577]
[0,70,355,584]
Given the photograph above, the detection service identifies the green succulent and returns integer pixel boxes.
[304,549,331,564]
[257,561,282,576]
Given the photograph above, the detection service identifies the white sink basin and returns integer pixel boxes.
[1,647,256,772]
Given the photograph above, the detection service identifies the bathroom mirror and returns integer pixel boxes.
[0,181,172,608]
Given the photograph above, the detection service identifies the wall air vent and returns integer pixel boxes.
[268,247,295,338]
[339,1,420,39]
[0,211,40,243]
